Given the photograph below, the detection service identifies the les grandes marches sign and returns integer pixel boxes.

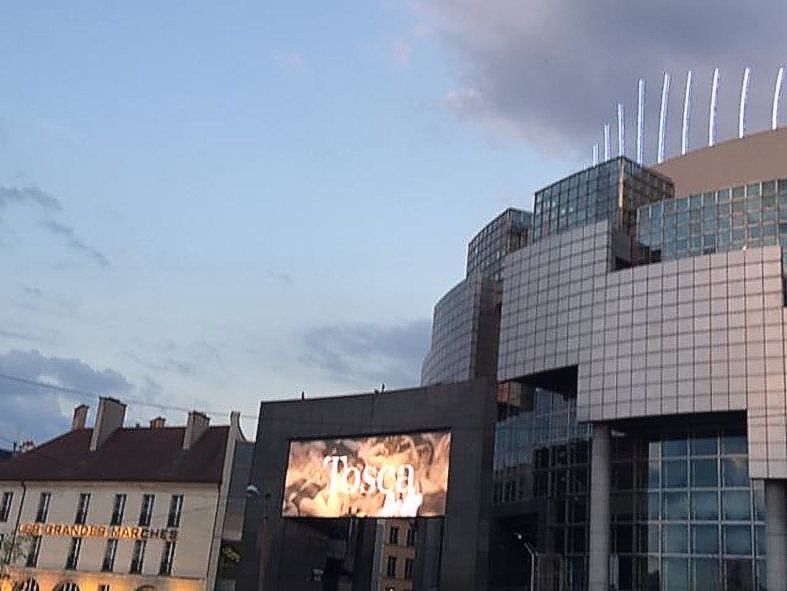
[20,522,178,541]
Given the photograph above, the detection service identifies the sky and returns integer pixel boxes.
[1,1,786,443]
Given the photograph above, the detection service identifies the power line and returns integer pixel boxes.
[0,372,259,421]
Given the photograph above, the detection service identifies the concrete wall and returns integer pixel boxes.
[239,379,497,591]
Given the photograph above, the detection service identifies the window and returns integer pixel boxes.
[102,539,118,572]
[404,558,414,580]
[65,537,82,570]
[389,526,399,545]
[159,540,176,576]
[75,494,90,525]
[35,493,51,523]
[406,527,416,547]
[130,540,147,574]
[0,492,12,521]
[167,495,183,528]
[386,555,397,578]
[138,494,154,527]
[26,536,41,567]
[110,494,126,526]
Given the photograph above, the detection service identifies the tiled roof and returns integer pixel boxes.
[0,426,229,483]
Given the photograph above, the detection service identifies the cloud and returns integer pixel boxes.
[409,0,787,158]
[0,185,62,212]
[0,349,132,444]
[41,217,111,268]
[0,184,110,267]
[300,319,431,389]
[392,39,414,68]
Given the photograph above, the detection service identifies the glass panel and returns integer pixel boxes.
[723,433,747,455]
[724,559,753,590]
[724,526,752,555]
[691,434,717,455]
[692,491,719,521]
[691,459,717,488]
[664,461,688,488]
[664,492,689,520]
[723,491,751,521]
[723,458,749,487]
[691,525,718,554]
[692,558,720,591]
[663,557,689,591]
[664,524,688,554]
[663,439,688,457]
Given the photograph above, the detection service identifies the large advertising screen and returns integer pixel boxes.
[282,431,451,518]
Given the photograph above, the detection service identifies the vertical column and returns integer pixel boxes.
[766,480,787,591]
[589,423,611,591]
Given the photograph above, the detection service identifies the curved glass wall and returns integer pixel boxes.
[636,178,787,270]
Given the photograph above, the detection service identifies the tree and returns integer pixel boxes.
[0,535,30,591]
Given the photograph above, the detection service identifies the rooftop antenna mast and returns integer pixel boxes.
[617,103,625,156]
[657,72,670,163]
[709,68,720,146]
[681,70,693,155]
[772,66,784,130]
[738,67,751,138]
[636,79,645,164]
[603,123,611,160]
[592,143,599,166]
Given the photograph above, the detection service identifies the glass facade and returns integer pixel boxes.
[494,390,764,591]
[467,208,532,281]
[636,178,787,270]
[533,158,673,242]
[610,424,765,591]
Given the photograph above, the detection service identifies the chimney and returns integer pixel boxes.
[89,397,127,451]
[150,417,166,429]
[72,405,89,431]
[183,411,210,450]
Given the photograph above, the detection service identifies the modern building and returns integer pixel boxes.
[0,397,250,591]
[423,127,787,590]
[238,379,497,591]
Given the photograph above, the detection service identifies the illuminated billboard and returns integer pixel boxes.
[282,431,451,518]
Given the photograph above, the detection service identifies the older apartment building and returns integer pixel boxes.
[0,397,250,591]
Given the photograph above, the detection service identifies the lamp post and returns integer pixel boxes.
[514,532,536,591]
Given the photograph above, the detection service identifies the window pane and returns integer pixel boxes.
[723,491,751,521]
[724,526,752,555]
[691,460,717,488]
[664,524,688,554]
[663,557,689,591]
[663,439,688,457]
[692,491,719,521]
[664,461,688,488]
[723,458,749,487]
[691,525,718,554]
[722,434,747,455]
[724,559,752,590]
[692,558,720,591]
[664,492,689,520]
[691,434,717,456]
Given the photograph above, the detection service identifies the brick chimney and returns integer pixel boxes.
[72,405,89,431]
[183,411,210,450]
[150,417,166,429]
[90,397,126,451]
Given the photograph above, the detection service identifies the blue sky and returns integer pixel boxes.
[2,0,785,443]
[0,1,575,442]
